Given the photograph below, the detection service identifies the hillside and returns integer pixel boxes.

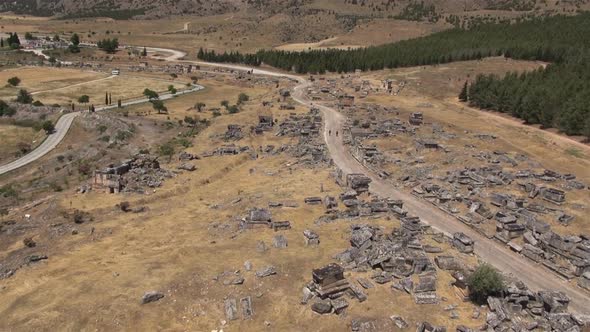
[1,0,588,19]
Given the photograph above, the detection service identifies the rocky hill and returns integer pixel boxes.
[1,0,588,19]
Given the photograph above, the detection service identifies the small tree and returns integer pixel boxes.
[78,95,90,104]
[195,102,205,112]
[237,93,249,105]
[143,89,159,100]
[142,47,147,56]
[8,32,20,49]
[24,32,34,40]
[42,120,55,134]
[0,100,16,117]
[48,56,57,65]
[97,38,119,53]
[220,100,229,109]
[467,264,504,304]
[53,34,60,42]
[16,89,33,104]
[69,33,80,53]
[228,105,239,114]
[168,85,177,94]
[459,81,469,102]
[158,142,175,162]
[151,99,167,114]
[7,76,21,87]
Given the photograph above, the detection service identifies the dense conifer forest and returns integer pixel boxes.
[198,13,590,137]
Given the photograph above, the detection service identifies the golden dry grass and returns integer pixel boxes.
[0,67,188,106]
[0,124,45,163]
[0,76,485,331]
[0,67,108,99]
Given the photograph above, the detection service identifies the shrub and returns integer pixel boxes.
[41,120,55,134]
[467,263,504,304]
[0,100,16,117]
[228,105,239,114]
[7,76,21,86]
[16,89,33,104]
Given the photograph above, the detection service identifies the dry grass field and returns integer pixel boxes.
[0,124,45,163]
[0,77,487,330]
[1,6,589,330]
[33,74,187,106]
[0,67,108,99]
[0,67,188,106]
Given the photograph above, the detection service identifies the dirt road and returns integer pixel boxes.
[289,80,590,315]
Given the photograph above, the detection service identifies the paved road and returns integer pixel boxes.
[0,111,78,175]
[6,46,590,313]
[0,84,203,176]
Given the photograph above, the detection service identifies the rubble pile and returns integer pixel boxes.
[224,124,243,141]
[407,165,590,281]
[202,144,251,157]
[301,263,366,316]
[480,284,590,332]
[91,154,175,194]
[240,208,291,231]
[276,108,322,137]
[333,223,443,305]
[275,108,330,166]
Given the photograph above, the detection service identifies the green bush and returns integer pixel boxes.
[7,76,21,86]
[467,264,505,304]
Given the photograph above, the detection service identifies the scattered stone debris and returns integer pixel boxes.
[141,291,164,304]
[390,315,409,329]
[416,321,445,332]
[177,163,197,172]
[178,151,199,161]
[409,112,424,126]
[225,124,243,140]
[304,229,320,246]
[273,234,288,248]
[91,154,174,194]
[25,254,48,263]
[23,237,36,248]
[256,266,277,278]
[452,232,474,254]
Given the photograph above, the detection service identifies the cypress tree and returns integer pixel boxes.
[459,81,469,102]
[105,92,109,105]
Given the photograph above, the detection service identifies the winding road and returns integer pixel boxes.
[0,83,203,176]
[4,46,590,314]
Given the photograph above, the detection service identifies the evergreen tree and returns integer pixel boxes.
[459,81,469,102]
[69,33,80,53]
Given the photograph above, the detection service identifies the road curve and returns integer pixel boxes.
[0,111,78,175]
[0,84,204,176]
